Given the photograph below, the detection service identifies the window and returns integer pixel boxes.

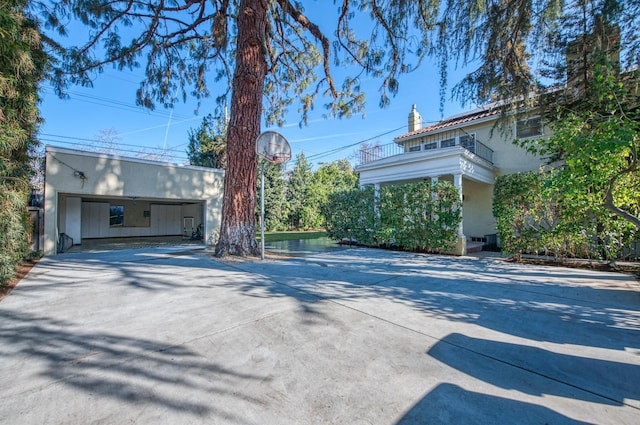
[110,205,124,227]
[516,117,543,139]
[459,134,476,153]
[408,145,421,152]
[424,141,438,150]
[440,138,456,148]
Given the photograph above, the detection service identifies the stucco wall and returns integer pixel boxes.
[359,109,550,252]
[44,146,224,255]
[461,179,496,237]
[451,119,547,175]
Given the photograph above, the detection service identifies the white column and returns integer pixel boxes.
[65,197,82,245]
[374,183,380,219]
[430,176,439,202]
[453,174,464,236]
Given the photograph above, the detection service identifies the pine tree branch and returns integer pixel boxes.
[275,0,336,98]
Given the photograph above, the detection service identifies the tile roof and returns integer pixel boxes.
[395,105,501,141]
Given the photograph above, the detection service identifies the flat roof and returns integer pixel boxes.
[45,145,224,174]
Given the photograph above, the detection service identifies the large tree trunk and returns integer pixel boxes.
[214,0,268,257]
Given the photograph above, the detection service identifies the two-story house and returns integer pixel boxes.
[355,104,547,255]
[355,18,631,255]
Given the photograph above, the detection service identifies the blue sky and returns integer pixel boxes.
[37,5,473,170]
[39,66,469,170]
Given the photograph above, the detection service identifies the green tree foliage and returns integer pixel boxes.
[493,171,637,261]
[187,114,227,169]
[257,160,288,231]
[34,0,441,256]
[286,152,313,229]
[505,13,640,260]
[305,160,359,229]
[322,186,378,246]
[379,181,461,252]
[0,0,46,283]
[493,171,576,259]
[255,156,359,231]
[541,67,639,229]
[324,181,461,253]
[34,0,639,256]
[444,1,639,111]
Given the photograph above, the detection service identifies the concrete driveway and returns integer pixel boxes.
[0,246,639,424]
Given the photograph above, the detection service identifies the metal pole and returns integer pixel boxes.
[260,161,265,260]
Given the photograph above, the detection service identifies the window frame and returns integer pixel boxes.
[109,205,125,227]
[516,116,543,139]
[440,138,456,148]
[459,133,476,152]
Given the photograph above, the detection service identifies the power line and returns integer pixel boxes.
[40,138,190,161]
[39,133,187,154]
[282,125,407,169]
[41,123,413,170]
[304,125,406,162]
[41,86,193,120]
[39,135,190,163]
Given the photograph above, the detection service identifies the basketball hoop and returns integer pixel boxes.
[256,131,291,163]
[255,131,291,260]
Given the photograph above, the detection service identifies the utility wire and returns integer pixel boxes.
[41,86,193,120]
[304,125,406,162]
[41,122,429,170]
[39,139,190,162]
[40,133,188,154]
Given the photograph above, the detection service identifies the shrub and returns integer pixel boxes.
[493,170,638,261]
[324,181,461,253]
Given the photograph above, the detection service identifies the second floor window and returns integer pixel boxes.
[459,134,476,153]
[516,117,543,139]
[441,138,456,148]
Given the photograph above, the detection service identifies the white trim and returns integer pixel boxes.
[514,116,544,139]
[45,145,225,174]
[358,147,495,186]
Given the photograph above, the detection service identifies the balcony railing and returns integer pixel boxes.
[357,130,494,166]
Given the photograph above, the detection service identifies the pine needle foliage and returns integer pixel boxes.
[0,0,45,284]
[31,0,640,256]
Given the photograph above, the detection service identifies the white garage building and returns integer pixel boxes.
[44,146,224,256]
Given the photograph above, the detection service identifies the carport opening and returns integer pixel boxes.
[57,194,206,252]
[75,235,204,252]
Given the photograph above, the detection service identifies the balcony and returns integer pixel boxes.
[357,130,494,166]
[356,129,497,187]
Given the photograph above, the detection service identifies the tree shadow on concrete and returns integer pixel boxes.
[8,248,241,296]
[0,309,266,423]
[427,333,640,408]
[229,250,640,351]
[395,383,593,425]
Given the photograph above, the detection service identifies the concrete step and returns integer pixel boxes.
[467,241,484,253]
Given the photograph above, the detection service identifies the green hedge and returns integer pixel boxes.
[493,171,637,260]
[0,186,30,284]
[323,181,461,253]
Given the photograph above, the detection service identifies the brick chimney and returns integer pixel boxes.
[408,104,422,132]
